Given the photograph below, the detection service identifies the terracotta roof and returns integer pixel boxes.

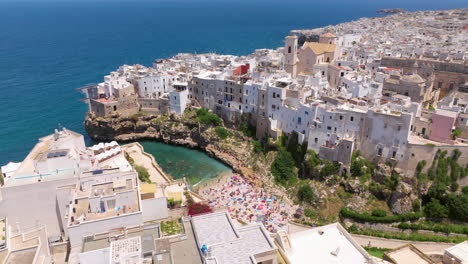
[320,32,336,38]
[301,42,336,54]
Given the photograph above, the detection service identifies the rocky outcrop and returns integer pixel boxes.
[388,181,417,214]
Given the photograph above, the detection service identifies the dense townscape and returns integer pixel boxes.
[0,8,467,264]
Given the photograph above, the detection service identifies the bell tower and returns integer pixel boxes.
[284,35,298,78]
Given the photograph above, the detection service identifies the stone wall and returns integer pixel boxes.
[398,143,468,175]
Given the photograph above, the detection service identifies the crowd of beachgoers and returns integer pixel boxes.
[199,174,299,233]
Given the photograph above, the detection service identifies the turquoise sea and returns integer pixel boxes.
[139,141,232,185]
[0,0,466,165]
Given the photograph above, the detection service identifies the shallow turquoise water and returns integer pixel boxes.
[139,141,232,186]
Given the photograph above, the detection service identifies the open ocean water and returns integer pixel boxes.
[0,0,466,166]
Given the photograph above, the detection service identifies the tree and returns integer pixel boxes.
[215,127,229,139]
[252,140,263,153]
[297,184,316,204]
[423,183,447,205]
[424,198,448,219]
[320,161,340,179]
[307,150,321,168]
[239,114,255,137]
[447,193,468,222]
[452,129,461,140]
[412,199,421,212]
[0,173,4,186]
[196,108,222,126]
[271,148,296,185]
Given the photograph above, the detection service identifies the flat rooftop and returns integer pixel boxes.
[70,183,140,226]
[191,212,276,264]
[445,241,468,262]
[82,224,159,253]
[4,248,37,264]
[385,244,432,264]
[285,223,370,264]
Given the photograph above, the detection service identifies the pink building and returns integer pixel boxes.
[429,109,458,144]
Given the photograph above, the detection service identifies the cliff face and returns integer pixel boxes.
[85,113,255,181]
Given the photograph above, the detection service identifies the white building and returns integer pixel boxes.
[276,223,375,264]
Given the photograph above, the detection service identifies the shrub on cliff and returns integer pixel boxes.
[196,108,222,126]
[271,147,296,186]
[215,127,229,139]
[297,184,317,204]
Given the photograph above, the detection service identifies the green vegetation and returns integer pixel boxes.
[424,198,448,218]
[340,208,422,223]
[135,165,151,183]
[421,149,468,222]
[363,246,389,259]
[397,221,468,235]
[0,173,4,186]
[304,208,315,218]
[160,220,183,236]
[214,127,230,139]
[425,143,436,147]
[252,140,263,153]
[196,108,222,126]
[286,132,308,168]
[452,129,461,139]
[349,228,467,243]
[271,147,297,186]
[371,209,387,217]
[319,161,340,180]
[297,184,316,204]
[239,114,256,137]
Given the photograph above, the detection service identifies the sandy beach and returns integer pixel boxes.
[199,174,299,233]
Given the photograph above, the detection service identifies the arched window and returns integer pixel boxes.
[288,46,291,53]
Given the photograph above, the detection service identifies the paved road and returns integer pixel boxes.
[351,234,455,254]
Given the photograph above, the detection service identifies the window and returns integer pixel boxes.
[113,106,117,111]
[340,72,344,77]
[398,125,401,131]
[392,151,396,159]
[378,148,382,156]
[305,111,309,115]
[422,127,426,135]
[340,115,343,120]
[438,81,443,89]
[350,116,354,122]
[298,117,302,124]
[288,46,291,53]
[327,126,332,130]
[315,138,318,144]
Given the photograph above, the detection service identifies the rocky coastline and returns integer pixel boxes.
[84,112,257,184]
[85,111,420,216]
